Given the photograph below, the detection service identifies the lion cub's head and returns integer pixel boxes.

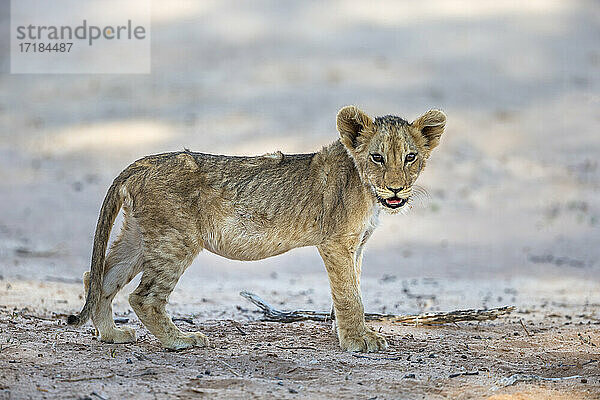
[336,106,446,213]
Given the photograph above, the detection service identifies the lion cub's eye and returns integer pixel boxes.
[405,153,417,163]
[370,153,384,164]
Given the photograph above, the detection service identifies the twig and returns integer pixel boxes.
[494,374,582,389]
[232,321,247,335]
[449,370,479,378]
[189,388,219,394]
[91,392,108,400]
[548,359,598,368]
[59,373,115,382]
[519,319,531,336]
[128,371,158,378]
[0,344,16,352]
[352,354,402,361]
[275,345,317,350]
[217,359,240,376]
[20,314,55,322]
[172,317,194,324]
[240,291,515,325]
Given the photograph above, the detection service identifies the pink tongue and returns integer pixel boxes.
[387,199,402,205]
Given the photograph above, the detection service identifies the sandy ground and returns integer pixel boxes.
[1,0,600,398]
[1,279,600,399]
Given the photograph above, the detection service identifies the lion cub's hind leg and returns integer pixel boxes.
[91,214,144,344]
[129,249,208,350]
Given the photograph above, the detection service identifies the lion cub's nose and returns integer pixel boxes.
[386,187,404,194]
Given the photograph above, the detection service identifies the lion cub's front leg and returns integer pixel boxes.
[318,243,387,352]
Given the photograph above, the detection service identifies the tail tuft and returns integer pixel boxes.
[67,314,80,326]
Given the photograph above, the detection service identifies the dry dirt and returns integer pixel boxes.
[1,1,600,399]
[1,280,599,400]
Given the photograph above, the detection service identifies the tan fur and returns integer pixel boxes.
[67,106,446,352]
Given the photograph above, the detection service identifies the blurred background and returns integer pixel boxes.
[1,0,599,316]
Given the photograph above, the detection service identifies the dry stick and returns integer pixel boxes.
[189,388,219,394]
[91,392,108,400]
[232,321,247,335]
[0,345,16,352]
[519,319,531,336]
[275,345,318,350]
[218,359,240,376]
[352,354,402,361]
[172,317,194,324]
[59,373,115,382]
[449,370,479,378]
[21,314,56,322]
[495,374,582,389]
[240,291,515,325]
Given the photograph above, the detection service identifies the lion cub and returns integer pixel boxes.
[67,106,446,352]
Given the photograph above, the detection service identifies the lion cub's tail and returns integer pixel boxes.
[67,177,126,327]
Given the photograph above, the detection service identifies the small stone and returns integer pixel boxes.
[404,373,416,379]
[581,378,588,383]
[288,388,298,394]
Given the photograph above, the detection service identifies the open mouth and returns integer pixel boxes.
[379,196,407,209]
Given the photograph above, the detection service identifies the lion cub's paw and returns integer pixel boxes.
[339,329,388,353]
[100,326,137,344]
[164,332,209,351]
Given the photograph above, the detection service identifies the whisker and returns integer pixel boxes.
[408,185,431,210]
[412,184,431,199]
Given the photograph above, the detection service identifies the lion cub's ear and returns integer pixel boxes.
[336,106,374,152]
[412,109,446,154]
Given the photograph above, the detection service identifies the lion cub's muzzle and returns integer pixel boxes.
[374,186,411,209]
